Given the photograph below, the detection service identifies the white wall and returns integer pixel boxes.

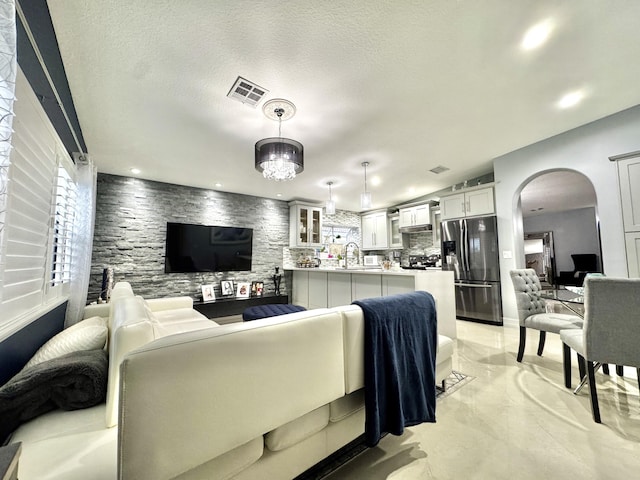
[494,104,640,325]
[524,207,600,273]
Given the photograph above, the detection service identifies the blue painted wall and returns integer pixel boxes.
[0,302,67,385]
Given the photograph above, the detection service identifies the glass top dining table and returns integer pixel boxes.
[540,288,584,316]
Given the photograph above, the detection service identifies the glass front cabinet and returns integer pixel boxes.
[289,201,323,247]
[388,214,403,248]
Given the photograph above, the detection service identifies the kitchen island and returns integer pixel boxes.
[286,267,456,339]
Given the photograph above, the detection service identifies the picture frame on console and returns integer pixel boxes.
[251,281,264,297]
[220,280,234,296]
[201,284,215,302]
[236,282,251,298]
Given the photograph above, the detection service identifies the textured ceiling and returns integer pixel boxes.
[520,170,596,217]
[46,0,640,212]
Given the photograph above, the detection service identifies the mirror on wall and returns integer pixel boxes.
[524,231,555,287]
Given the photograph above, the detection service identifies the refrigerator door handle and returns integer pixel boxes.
[455,282,492,288]
[462,218,470,273]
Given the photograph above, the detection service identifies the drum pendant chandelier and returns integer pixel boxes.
[255,99,304,181]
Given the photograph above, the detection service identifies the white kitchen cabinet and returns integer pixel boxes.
[351,273,382,301]
[432,207,441,246]
[388,214,404,248]
[292,270,328,308]
[616,155,640,278]
[287,268,457,339]
[440,193,465,220]
[440,186,494,220]
[617,156,640,232]
[361,211,389,250]
[327,272,352,307]
[398,203,430,229]
[382,275,415,296]
[289,202,323,247]
[292,271,309,308]
[625,233,640,277]
[308,271,328,309]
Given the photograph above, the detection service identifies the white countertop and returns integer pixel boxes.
[284,266,444,276]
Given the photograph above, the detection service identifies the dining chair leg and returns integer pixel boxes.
[537,330,546,356]
[616,365,624,376]
[636,368,640,388]
[578,353,585,380]
[562,343,571,388]
[602,364,610,375]
[517,326,526,362]
[586,360,601,423]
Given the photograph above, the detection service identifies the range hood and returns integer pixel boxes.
[399,223,433,233]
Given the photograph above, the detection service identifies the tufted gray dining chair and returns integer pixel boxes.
[510,269,583,362]
[560,276,640,423]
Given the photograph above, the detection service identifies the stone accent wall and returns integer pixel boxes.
[89,174,290,302]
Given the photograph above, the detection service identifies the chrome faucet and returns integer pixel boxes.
[343,242,360,267]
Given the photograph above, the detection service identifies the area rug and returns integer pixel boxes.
[294,371,474,480]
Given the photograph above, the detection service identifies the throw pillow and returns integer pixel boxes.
[23,323,108,370]
[78,315,108,328]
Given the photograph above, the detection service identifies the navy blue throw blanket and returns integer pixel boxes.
[353,291,438,447]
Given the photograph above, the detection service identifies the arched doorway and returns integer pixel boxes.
[518,170,601,287]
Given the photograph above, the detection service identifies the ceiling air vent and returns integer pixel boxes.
[227,76,269,107]
[429,165,450,174]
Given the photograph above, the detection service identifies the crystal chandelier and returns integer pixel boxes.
[255,99,304,181]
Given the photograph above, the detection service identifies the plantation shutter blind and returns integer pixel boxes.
[0,69,67,329]
[50,162,76,287]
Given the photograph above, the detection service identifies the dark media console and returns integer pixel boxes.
[194,294,289,319]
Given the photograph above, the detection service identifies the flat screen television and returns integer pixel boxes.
[164,222,253,273]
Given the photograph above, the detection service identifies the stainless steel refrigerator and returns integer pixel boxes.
[441,215,503,325]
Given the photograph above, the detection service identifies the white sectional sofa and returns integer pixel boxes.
[8,283,454,480]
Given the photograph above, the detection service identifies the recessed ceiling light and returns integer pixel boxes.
[521,20,553,50]
[408,187,416,195]
[215,182,222,188]
[557,90,584,109]
[130,168,140,174]
[276,193,282,197]
[371,176,381,187]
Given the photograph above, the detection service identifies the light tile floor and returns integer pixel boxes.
[323,320,640,479]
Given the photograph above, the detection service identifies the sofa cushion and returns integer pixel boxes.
[151,307,208,324]
[10,404,117,480]
[144,305,217,337]
[265,405,330,452]
[329,389,365,423]
[174,437,263,480]
[437,335,454,360]
[23,319,108,370]
[144,296,194,312]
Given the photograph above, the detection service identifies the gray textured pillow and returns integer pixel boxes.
[23,319,108,370]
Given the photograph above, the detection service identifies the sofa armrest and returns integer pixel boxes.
[83,303,111,319]
[145,296,194,312]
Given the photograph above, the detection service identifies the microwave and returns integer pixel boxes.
[363,255,384,267]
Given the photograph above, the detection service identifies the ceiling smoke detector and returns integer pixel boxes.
[227,76,269,107]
